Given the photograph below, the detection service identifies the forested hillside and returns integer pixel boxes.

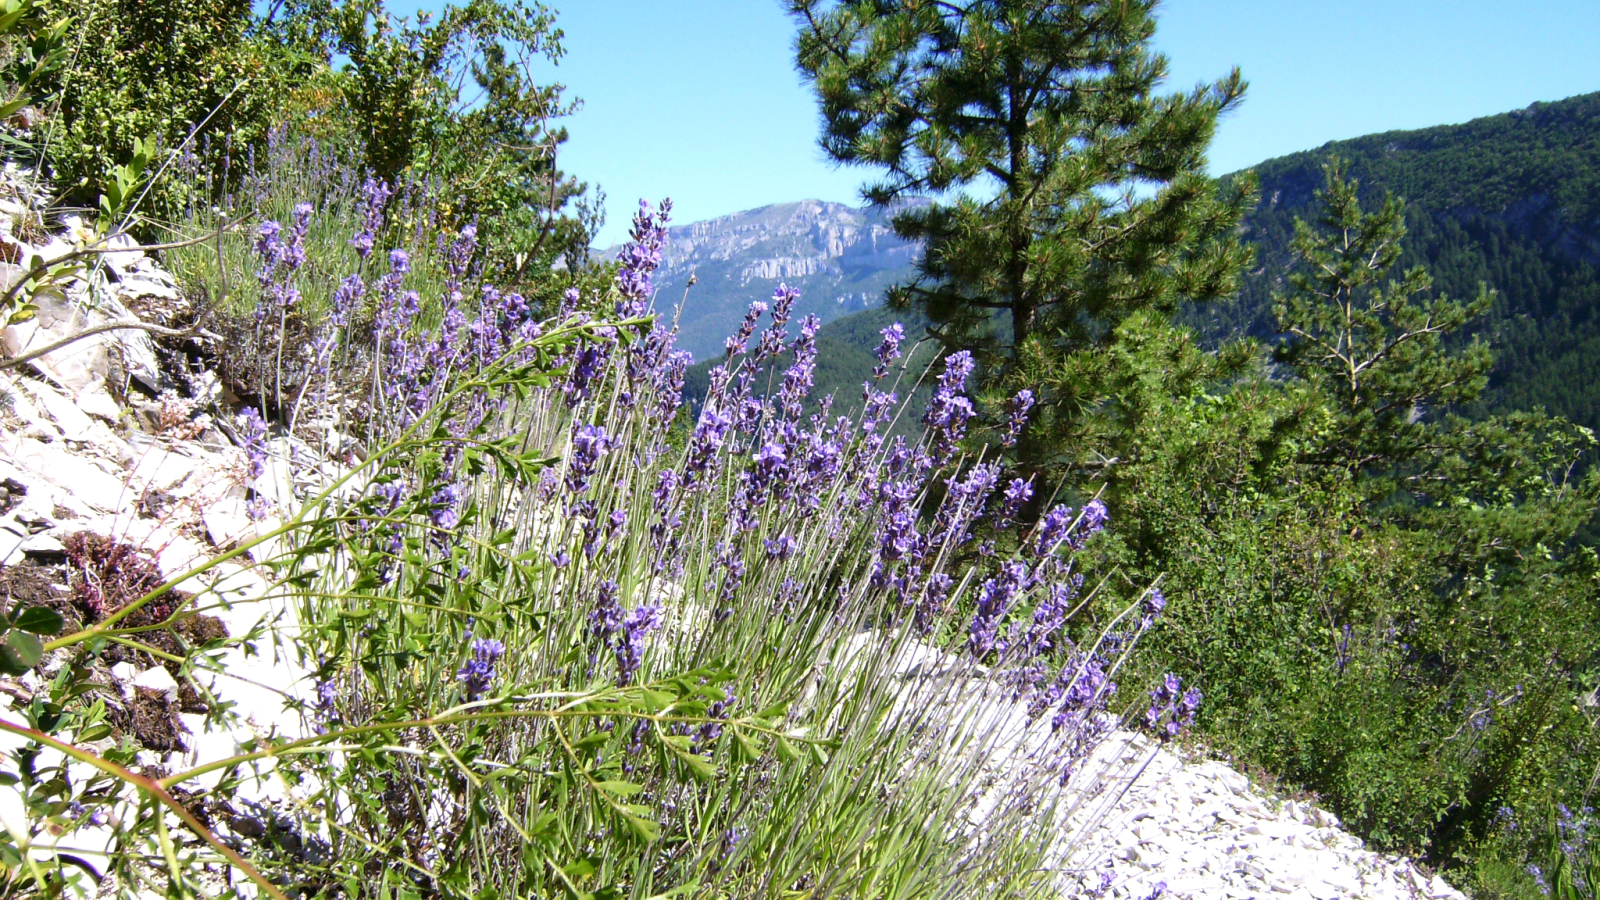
[1202,91,1600,431]
[795,91,1600,435]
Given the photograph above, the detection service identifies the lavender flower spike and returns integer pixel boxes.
[458,638,506,700]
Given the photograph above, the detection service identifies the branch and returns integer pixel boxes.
[2,319,221,371]
[2,228,233,311]
[0,716,294,900]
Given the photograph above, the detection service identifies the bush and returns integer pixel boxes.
[0,198,1179,899]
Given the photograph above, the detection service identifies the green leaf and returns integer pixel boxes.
[775,737,799,763]
[13,605,63,635]
[755,700,792,719]
[593,780,642,797]
[561,859,595,879]
[76,724,112,743]
[639,688,675,713]
[676,750,714,781]
[622,813,658,843]
[0,630,43,675]
[731,729,760,764]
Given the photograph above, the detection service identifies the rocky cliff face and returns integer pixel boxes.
[603,199,922,361]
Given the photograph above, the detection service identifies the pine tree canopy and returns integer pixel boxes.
[790,0,1256,401]
[1273,160,1495,476]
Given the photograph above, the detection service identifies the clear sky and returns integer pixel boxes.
[386,0,1600,246]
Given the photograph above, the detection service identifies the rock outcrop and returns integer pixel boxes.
[600,199,922,360]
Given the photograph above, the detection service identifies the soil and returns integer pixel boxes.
[124,686,189,753]
[0,561,64,613]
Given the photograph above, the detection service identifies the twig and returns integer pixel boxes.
[0,318,222,371]
[1,227,232,310]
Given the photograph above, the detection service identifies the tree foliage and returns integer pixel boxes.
[789,0,1255,449]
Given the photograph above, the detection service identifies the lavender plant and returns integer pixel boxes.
[0,198,1179,900]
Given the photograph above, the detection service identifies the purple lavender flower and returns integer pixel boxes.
[923,351,977,461]
[756,285,799,361]
[715,543,745,618]
[349,177,393,261]
[1142,587,1166,619]
[1047,652,1114,732]
[615,200,671,319]
[236,408,268,480]
[566,424,613,494]
[616,604,661,686]
[967,561,1032,657]
[589,581,662,686]
[430,484,462,530]
[1144,672,1198,742]
[764,535,796,560]
[872,323,905,380]
[68,801,109,828]
[1072,499,1109,549]
[457,638,506,701]
[725,300,768,357]
[1002,389,1035,447]
[1000,477,1033,522]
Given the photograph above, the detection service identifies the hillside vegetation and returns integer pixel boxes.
[774,76,1600,897]
[1207,91,1600,434]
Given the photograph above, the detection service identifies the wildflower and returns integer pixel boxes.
[725,299,767,357]
[615,199,671,319]
[714,543,746,619]
[695,687,737,748]
[1144,672,1199,742]
[1072,499,1109,548]
[872,323,904,380]
[246,497,276,521]
[236,408,268,480]
[1142,587,1166,619]
[68,800,108,828]
[1002,388,1035,447]
[430,485,462,530]
[923,351,976,460]
[615,604,661,686]
[968,561,1032,657]
[349,177,393,260]
[1527,863,1549,894]
[566,424,614,494]
[1000,477,1033,522]
[764,534,796,560]
[457,638,505,701]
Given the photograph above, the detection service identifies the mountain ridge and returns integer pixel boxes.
[601,198,924,361]
[665,90,1600,438]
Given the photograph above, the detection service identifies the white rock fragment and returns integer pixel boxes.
[131,666,179,699]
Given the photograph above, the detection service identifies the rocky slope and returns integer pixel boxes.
[601,199,922,360]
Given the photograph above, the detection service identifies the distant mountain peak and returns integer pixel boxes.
[603,199,926,361]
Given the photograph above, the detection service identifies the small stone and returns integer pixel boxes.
[18,531,63,559]
[131,666,179,699]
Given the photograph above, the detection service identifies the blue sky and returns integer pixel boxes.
[386,0,1600,246]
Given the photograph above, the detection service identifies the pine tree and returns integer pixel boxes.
[791,0,1254,440]
[1272,159,1494,478]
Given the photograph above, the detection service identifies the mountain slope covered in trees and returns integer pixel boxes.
[765,91,1600,436]
[1202,89,1600,432]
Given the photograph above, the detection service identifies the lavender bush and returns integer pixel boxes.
[0,197,1181,899]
